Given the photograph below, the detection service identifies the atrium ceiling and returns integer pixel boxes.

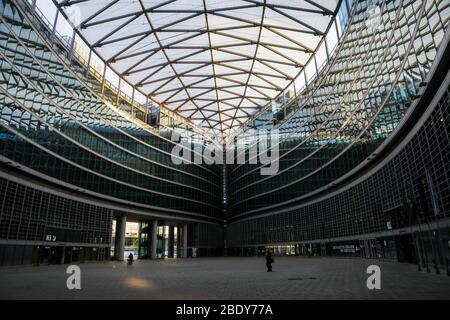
[56,0,339,140]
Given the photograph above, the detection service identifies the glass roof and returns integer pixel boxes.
[56,0,339,140]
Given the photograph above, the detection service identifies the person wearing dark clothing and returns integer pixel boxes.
[266,251,274,272]
[127,253,134,265]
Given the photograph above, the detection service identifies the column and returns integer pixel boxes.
[176,226,182,258]
[183,223,188,258]
[151,219,158,260]
[60,246,66,264]
[168,226,175,258]
[114,214,127,261]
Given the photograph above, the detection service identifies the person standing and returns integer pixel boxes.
[266,250,274,272]
[127,252,134,265]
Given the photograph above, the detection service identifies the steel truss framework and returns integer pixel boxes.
[55,0,339,140]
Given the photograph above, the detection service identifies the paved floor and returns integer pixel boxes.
[0,257,449,300]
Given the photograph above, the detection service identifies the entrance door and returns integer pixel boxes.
[64,247,73,264]
[396,234,416,263]
[41,246,63,265]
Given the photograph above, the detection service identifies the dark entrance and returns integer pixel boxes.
[395,234,417,263]
[36,246,63,265]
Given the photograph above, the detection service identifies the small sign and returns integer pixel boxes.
[386,221,392,230]
[44,227,81,242]
[45,234,57,242]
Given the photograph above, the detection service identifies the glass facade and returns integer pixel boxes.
[228,84,450,247]
[227,0,449,216]
[225,0,450,263]
[0,0,222,218]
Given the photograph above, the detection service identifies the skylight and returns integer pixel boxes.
[55,0,340,140]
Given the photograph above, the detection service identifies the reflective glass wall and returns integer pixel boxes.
[0,0,222,220]
[226,0,450,218]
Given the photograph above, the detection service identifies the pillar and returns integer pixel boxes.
[114,214,127,261]
[168,226,175,258]
[183,223,188,258]
[60,246,66,264]
[151,219,158,260]
[176,226,182,258]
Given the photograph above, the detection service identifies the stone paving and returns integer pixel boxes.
[0,257,449,300]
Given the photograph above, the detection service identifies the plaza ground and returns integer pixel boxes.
[0,257,449,300]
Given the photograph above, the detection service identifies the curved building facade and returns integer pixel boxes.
[227,0,450,260]
[0,0,223,265]
[0,0,449,266]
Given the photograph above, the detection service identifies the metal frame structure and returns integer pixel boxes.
[54,0,340,140]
